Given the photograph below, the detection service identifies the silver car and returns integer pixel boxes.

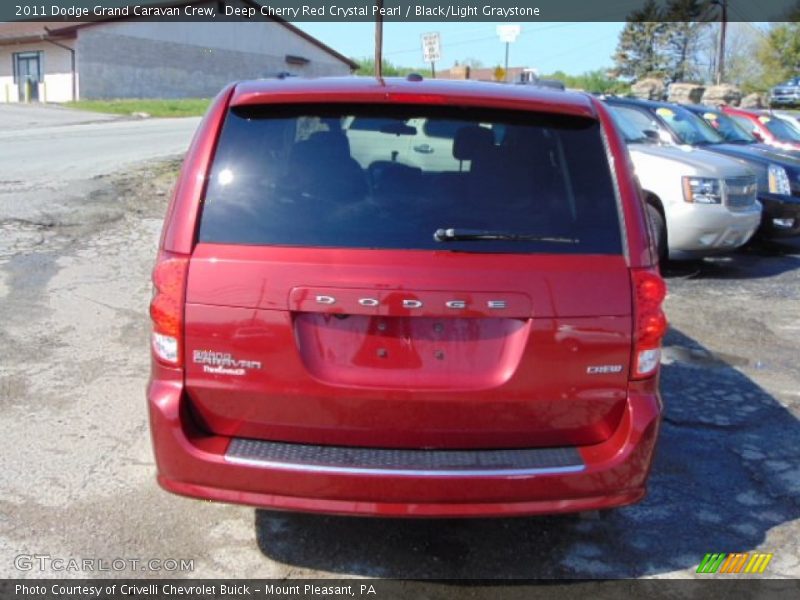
[769,78,800,108]
[608,106,762,260]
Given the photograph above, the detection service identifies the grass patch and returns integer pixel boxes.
[64,98,211,118]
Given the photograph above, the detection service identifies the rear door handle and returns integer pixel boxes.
[413,144,434,154]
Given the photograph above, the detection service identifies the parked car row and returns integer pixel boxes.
[600,96,800,260]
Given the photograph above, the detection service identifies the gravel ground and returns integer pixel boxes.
[0,160,798,580]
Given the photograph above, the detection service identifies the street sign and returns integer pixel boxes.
[496,25,521,43]
[421,32,441,64]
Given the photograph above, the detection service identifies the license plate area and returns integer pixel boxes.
[293,313,530,390]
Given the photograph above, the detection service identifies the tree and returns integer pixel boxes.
[541,69,631,94]
[614,0,712,82]
[756,23,800,87]
[613,0,669,80]
[716,23,764,91]
[661,0,709,82]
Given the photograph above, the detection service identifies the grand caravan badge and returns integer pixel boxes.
[193,350,262,376]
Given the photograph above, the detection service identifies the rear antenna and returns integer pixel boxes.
[375,0,383,79]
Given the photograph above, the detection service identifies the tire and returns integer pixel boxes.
[646,203,668,264]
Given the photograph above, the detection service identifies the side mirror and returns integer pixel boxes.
[643,129,672,144]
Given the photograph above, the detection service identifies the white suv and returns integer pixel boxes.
[608,106,761,260]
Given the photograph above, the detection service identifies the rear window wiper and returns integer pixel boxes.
[433,228,579,244]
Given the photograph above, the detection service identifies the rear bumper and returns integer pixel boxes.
[148,380,661,518]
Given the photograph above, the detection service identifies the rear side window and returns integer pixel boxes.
[198,104,622,254]
[761,115,800,142]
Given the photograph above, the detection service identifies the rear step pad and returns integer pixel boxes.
[226,438,585,477]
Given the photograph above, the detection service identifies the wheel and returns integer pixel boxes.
[646,203,668,264]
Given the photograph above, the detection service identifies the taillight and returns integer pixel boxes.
[150,252,189,366]
[631,268,667,379]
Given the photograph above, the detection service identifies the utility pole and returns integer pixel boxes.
[504,42,510,82]
[375,0,383,78]
[715,0,727,84]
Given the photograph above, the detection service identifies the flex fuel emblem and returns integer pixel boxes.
[587,365,624,374]
[193,350,262,376]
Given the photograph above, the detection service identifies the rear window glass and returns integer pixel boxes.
[198,104,622,254]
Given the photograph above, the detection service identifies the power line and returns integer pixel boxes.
[382,22,582,57]
[539,32,620,64]
[384,34,497,56]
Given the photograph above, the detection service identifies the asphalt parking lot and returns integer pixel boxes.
[0,107,798,580]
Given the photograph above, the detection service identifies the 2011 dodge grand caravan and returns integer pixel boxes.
[148,77,666,517]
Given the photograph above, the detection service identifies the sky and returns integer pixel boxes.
[296,22,626,75]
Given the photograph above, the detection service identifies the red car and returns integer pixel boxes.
[722,105,800,153]
[148,77,666,518]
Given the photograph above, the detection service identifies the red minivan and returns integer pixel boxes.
[148,77,666,517]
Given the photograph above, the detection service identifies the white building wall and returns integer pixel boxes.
[76,20,352,99]
[0,40,75,103]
